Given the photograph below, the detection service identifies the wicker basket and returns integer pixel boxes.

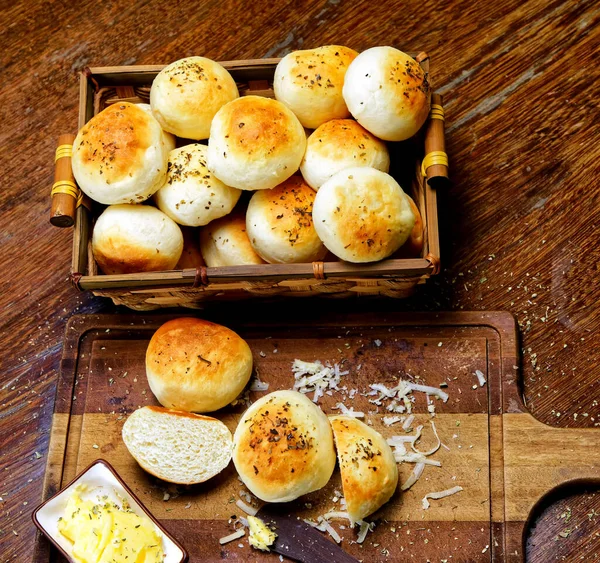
[54,54,447,310]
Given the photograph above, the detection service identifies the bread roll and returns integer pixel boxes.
[207,95,306,191]
[146,318,252,413]
[199,211,265,267]
[137,103,176,152]
[342,46,430,141]
[246,176,327,264]
[300,119,390,190]
[313,167,415,263]
[232,390,335,502]
[394,195,424,258]
[175,226,205,269]
[122,406,232,485]
[154,144,241,226]
[150,56,238,140]
[330,416,398,524]
[72,102,170,205]
[92,204,183,274]
[273,45,358,129]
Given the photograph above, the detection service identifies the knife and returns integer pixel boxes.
[256,504,360,563]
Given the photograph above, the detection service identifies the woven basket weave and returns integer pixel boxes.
[61,55,445,310]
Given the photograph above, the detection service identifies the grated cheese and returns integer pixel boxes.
[334,402,364,418]
[422,486,464,509]
[321,520,342,543]
[401,462,426,491]
[322,511,352,523]
[249,379,269,392]
[356,520,375,544]
[411,421,441,457]
[236,499,258,516]
[402,414,415,431]
[219,529,246,545]
[475,369,487,387]
[292,359,348,402]
[383,415,404,426]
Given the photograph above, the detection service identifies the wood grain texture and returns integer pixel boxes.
[31,312,600,562]
[1,0,599,561]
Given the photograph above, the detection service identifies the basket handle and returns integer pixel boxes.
[50,134,89,227]
[422,93,450,189]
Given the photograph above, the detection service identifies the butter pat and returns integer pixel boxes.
[57,485,164,563]
[247,515,277,552]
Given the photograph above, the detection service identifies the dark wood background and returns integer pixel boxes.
[1,0,598,561]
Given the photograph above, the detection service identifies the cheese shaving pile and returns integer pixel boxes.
[367,381,449,414]
[292,359,349,402]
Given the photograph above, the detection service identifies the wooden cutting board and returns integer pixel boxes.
[34,311,600,562]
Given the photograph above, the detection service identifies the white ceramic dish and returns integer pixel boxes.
[32,459,188,562]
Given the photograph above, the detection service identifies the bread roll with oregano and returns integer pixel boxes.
[207,96,306,191]
[246,176,326,264]
[312,167,415,263]
[233,390,336,502]
[343,46,430,141]
[145,317,252,413]
[72,102,170,205]
[150,56,239,140]
[273,45,358,129]
[330,416,398,524]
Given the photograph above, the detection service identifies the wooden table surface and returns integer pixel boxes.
[1,0,598,561]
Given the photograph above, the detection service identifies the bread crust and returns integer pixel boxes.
[200,211,265,267]
[274,45,358,129]
[92,204,183,274]
[246,176,327,264]
[232,390,335,502]
[312,167,415,263]
[207,96,306,191]
[343,46,430,141]
[330,416,398,523]
[154,144,241,226]
[72,102,169,205]
[150,56,239,140]
[300,119,389,190]
[145,317,252,413]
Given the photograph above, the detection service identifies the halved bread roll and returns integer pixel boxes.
[329,416,398,524]
[122,406,232,485]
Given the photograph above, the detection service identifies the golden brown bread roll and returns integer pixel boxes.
[146,318,252,413]
[232,390,336,502]
[154,144,241,226]
[300,119,390,190]
[199,211,265,267]
[150,56,239,140]
[312,167,415,263]
[175,227,205,269]
[207,95,306,191]
[246,176,327,264]
[273,45,358,129]
[343,46,430,141]
[393,195,424,258]
[72,102,170,205]
[330,416,398,524]
[92,204,183,274]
